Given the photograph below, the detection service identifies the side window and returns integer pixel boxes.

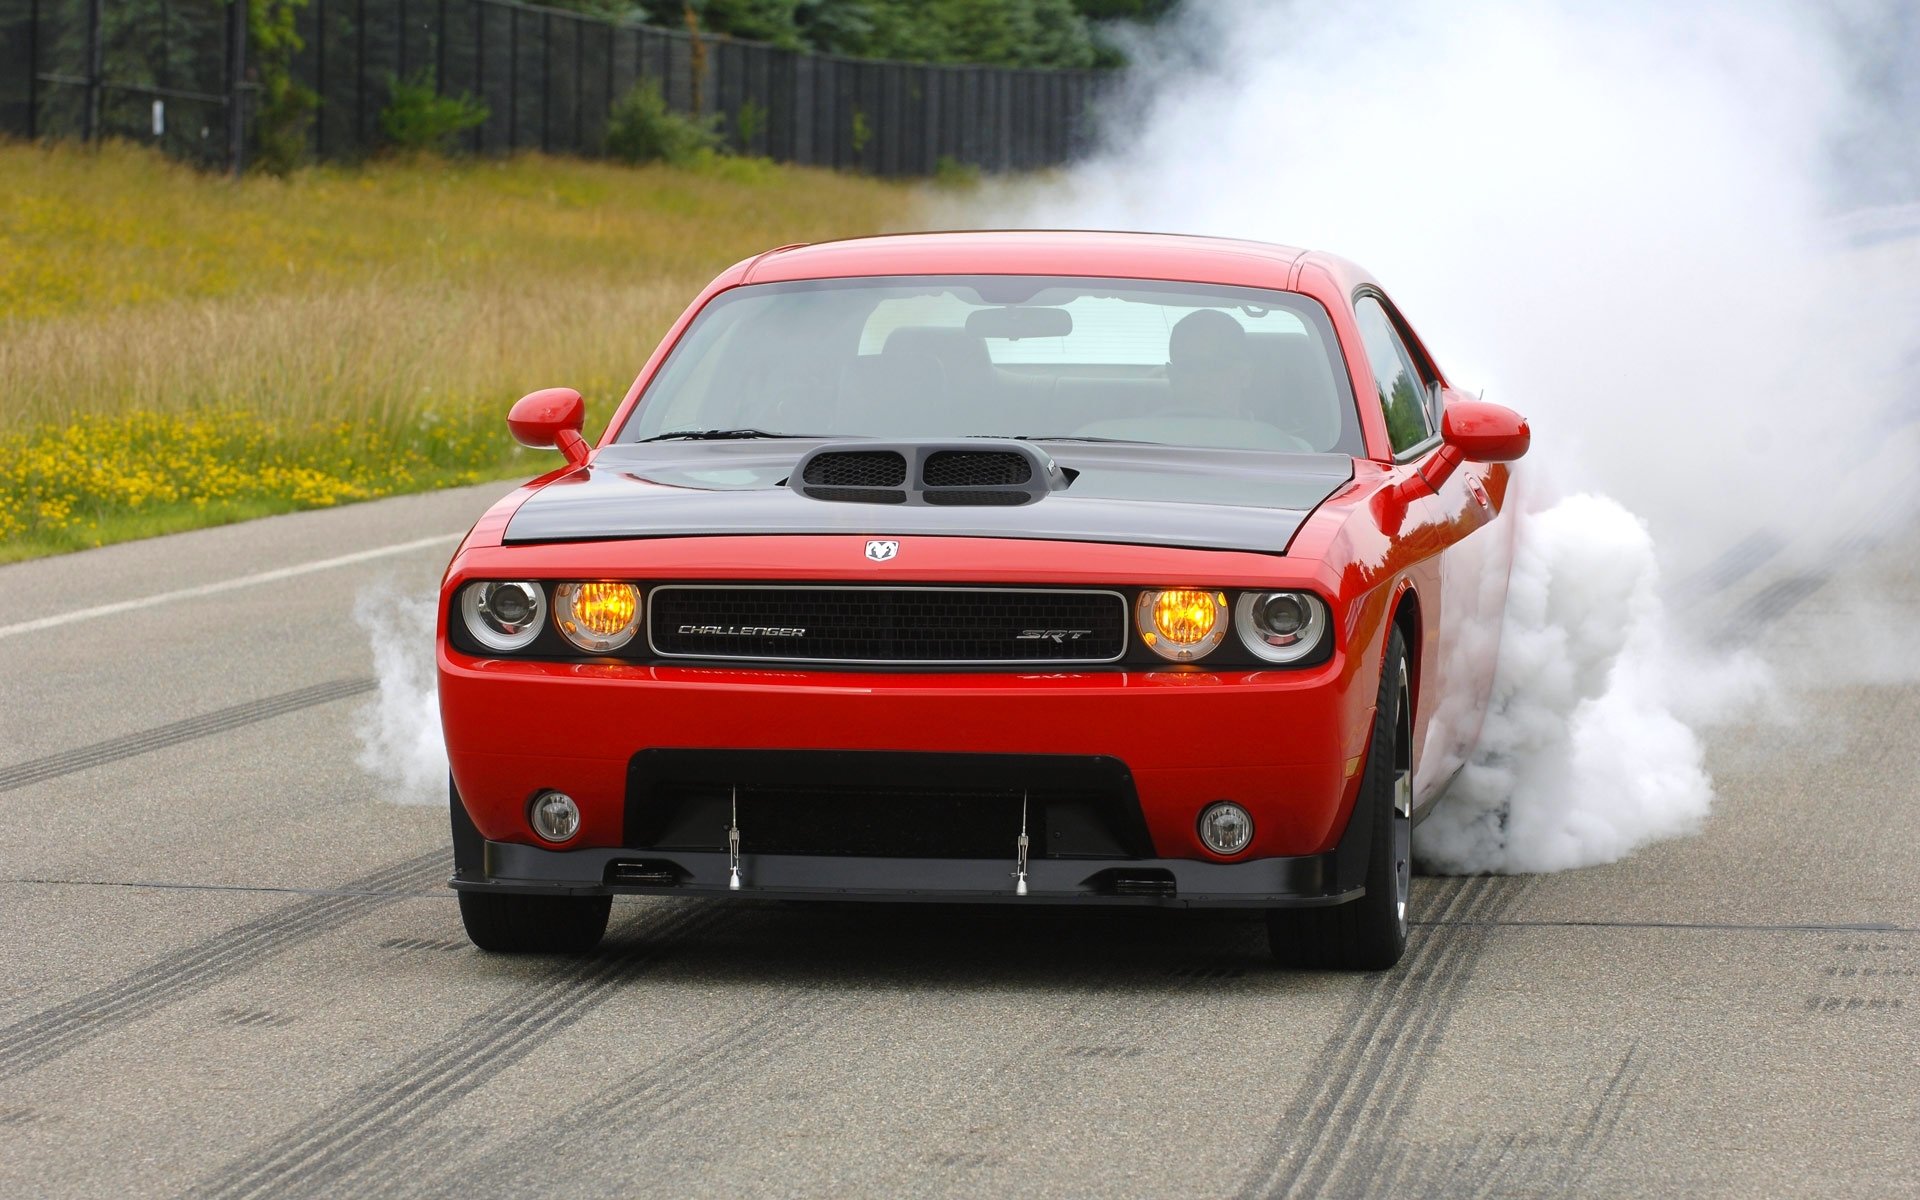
[1354,296,1433,455]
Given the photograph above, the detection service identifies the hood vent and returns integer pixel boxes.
[791,441,1063,507]
[799,449,909,504]
[923,450,1031,487]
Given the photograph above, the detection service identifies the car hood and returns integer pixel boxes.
[503,441,1354,555]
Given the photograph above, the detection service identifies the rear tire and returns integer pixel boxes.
[1266,627,1413,970]
[458,890,612,954]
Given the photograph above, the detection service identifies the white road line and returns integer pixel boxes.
[0,533,460,640]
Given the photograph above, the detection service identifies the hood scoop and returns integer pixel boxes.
[791,441,1066,507]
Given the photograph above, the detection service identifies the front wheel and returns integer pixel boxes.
[458,890,612,954]
[1266,627,1412,970]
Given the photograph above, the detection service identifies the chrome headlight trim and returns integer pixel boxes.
[1234,591,1330,664]
[460,581,547,652]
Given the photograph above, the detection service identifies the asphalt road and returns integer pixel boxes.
[0,479,1915,1200]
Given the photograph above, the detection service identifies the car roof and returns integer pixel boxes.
[738,229,1348,293]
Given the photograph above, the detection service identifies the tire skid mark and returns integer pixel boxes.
[1353,882,1538,1194]
[1232,878,1475,1200]
[0,678,376,794]
[408,913,1172,1199]
[1672,530,1787,607]
[878,925,1271,1193]
[0,850,443,1081]
[1354,1038,1646,1197]
[1715,574,1832,646]
[400,983,859,1199]
[1234,875,1527,1200]
[192,902,724,1200]
[1556,1040,1645,1190]
[1297,878,1516,1200]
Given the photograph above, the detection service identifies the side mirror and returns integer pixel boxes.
[508,388,591,468]
[1442,398,1530,463]
[1412,394,1529,493]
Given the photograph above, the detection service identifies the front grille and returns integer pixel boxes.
[803,450,907,487]
[648,586,1127,664]
[922,450,1032,487]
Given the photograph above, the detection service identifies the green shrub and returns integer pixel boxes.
[605,82,725,166]
[378,71,489,154]
[249,0,318,176]
[933,154,980,189]
[735,98,768,152]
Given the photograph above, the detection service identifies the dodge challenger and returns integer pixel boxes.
[437,230,1529,969]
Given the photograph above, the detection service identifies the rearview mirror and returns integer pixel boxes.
[508,388,590,468]
[965,306,1073,340]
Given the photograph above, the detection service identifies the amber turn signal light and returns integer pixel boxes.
[553,582,642,652]
[1136,588,1228,662]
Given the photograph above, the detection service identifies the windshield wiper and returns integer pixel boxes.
[1010,434,1165,446]
[640,428,834,442]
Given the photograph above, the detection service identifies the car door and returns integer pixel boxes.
[1352,293,1513,809]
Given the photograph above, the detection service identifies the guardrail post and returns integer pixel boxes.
[26,0,39,139]
[83,0,102,142]
[226,0,247,174]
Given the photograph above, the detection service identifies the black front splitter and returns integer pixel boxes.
[452,838,1363,909]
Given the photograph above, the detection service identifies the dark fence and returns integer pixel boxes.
[1,0,247,168]
[0,0,1104,175]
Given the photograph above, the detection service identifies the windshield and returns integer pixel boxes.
[617,275,1363,454]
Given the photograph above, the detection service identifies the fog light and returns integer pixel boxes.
[553,581,642,653]
[1136,588,1229,662]
[529,790,580,843]
[1198,801,1253,855]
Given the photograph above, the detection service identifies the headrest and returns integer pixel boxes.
[882,326,993,377]
[1246,331,1341,449]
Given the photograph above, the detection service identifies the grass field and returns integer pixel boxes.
[0,140,924,561]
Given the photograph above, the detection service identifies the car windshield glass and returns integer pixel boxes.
[615,275,1363,455]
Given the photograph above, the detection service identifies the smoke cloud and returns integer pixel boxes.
[1014,0,1919,871]
[353,583,449,807]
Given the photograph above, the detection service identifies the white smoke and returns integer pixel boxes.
[1016,0,1918,871]
[353,583,449,806]
[1414,494,1769,873]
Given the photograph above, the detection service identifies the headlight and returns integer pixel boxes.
[1136,588,1228,662]
[1234,591,1330,664]
[460,581,546,652]
[553,582,642,652]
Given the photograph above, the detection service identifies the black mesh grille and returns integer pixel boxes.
[803,450,908,488]
[675,785,1031,856]
[649,587,1126,663]
[923,450,1033,487]
[923,489,1032,506]
[801,487,906,504]
[624,750,1152,859]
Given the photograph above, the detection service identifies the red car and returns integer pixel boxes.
[438,231,1529,969]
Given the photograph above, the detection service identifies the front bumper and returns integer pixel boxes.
[440,654,1378,862]
[450,789,1368,908]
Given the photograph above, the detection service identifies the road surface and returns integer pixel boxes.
[0,481,1914,1199]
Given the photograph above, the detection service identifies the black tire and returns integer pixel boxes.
[1266,626,1413,970]
[458,890,612,954]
